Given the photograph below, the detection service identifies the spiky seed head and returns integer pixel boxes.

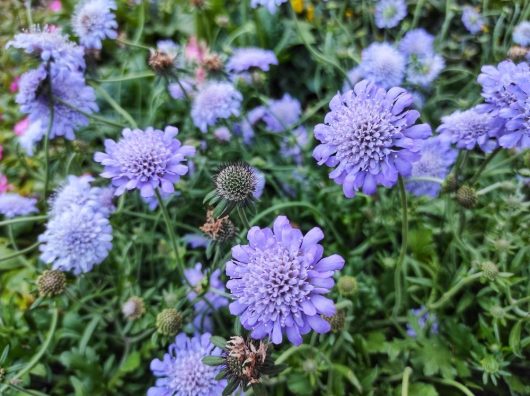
[148,50,175,75]
[122,296,145,320]
[480,261,499,281]
[337,275,358,296]
[202,53,224,72]
[456,185,478,209]
[508,46,529,60]
[213,163,257,204]
[37,270,66,297]
[200,210,237,243]
[156,308,182,336]
[442,173,458,193]
[324,310,346,333]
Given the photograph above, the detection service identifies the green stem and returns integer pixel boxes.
[54,96,127,128]
[393,177,408,317]
[90,83,138,128]
[0,215,47,227]
[116,38,151,51]
[401,367,413,396]
[0,242,40,263]
[90,72,155,83]
[0,308,58,393]
[469,148,501,185]
[428,272,483,310]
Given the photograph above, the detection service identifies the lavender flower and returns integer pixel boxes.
[39,205,112,274]
[498,74,530,149]
[226,47,278,73]
[313,80,432,198]
[360,42,406,89]
[406,307,439,337]
[437,106,500,152]
[157,39,179,57]
[280,126,309,165]
[50,175,115,216]
[148,332,225,396]
[185,263,229,332]
[183,234,210,249]
[236,106,267,144]
[6,26,85,73]
[18,119,44,155]
[94,126,195,197]
[513,22,530,46]
[375,0,407,29]
[168,78,194,101]
[342,67,363,92]
[72,0,118,50]
[191,82,242,132]
[0,193,38,218]
[399,29,435,56]
[262,94,302,133]
[250,0,288,13]
[16,65,98,140]
[406,54,445,87]
[462,7,485,35]
[213,126,232,142]
[253,169,266,199]
[406,136,457,197]
[226,215,344,345]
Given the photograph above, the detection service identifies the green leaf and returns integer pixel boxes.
[120,352,141,373]
[412,340,456,379]
[223,379,240,396]
[332,364,362,393]
[202,356,225,366]
[210,336,227,349]
[408,383,439,396]
[509,320,523,357]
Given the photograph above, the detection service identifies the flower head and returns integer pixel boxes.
[437,106,499,152]
[6,26,85,73]
[342,67,363,92]
[0,193,38,218]
[406,53,445,87]
[210,162,259,211]
[37,270,66,297]
[513,21,530,46]
[360,43,406,89]
[185,263,229,332]
[250,0,288,13]
[18,120,44,156]
[406,136,457,197]
[462,7,485,35]
[122,296,145,320]
[375,0,407,29]
[72,0,118,49]
[148,332,226,396]
[16,65,98,140]
[191,82,242,132]
[226,215,344,345]
[156,308,183,336]
[497,72,530,149]
[168,78,195,101]
[226,47,278,74]
[406,307,439,337]
[200,210,237,243]
[399,29,435,56]
[313,80,431,198]
[280,126,309,165]
[39,205,112,274]
[94,126,195,197]
[261,94,302,133]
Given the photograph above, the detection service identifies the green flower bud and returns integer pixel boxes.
[156,308,182,336]
[456,185,478,209]
[37,270,66,298]
[337,275,358,296]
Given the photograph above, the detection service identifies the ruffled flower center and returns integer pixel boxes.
[116,134,171,180]
[170,352,219,392]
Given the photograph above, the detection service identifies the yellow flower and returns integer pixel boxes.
[306,4,315,22]
[290,0,304,13]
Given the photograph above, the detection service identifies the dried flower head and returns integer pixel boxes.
[324,310,346,333]
[37,270,66,297]
[148,50,176,75]
[202,53,224,72]
[224,336,269,386]
[122,296,146,320]
[200,210,237,243]
[156,308,183,336]
[508,46,529,61]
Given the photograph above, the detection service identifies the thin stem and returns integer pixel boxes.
[90,83,138,128]
[24,0,33,25]
[43,63,54,199]
[0,215,47,227]
[393,177,408,317]
[54,96,127,129]
[401,367,413,396]
[116,38,151,51]
[0,308,58,393]
[0,242,40,263]
[90,72,155,83]
[428,272,483,310]
[470,148,501,185]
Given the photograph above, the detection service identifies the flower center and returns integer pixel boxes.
[117,135,171,180]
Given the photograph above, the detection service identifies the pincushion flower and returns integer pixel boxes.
[191,82,242,132]
[39,205,112,274]
[16,65,98,140]
[313,80,432,198]
[227,47,278,73]
[375,0,407,29]
[399,29,435,56]
[250,0,288,13]
[406,136,457,197]
[148,332,225,396]
[280,126,309,165]
[72,0,118,50]
[359,43,406,89]
[499,75,530,149]
[437,106,500,152]
[18,120,44,156]
[462,7,485,35]
[261,94,302,133]
[513,22,530,46]
[0,193,38,218]
[226,215,345,346]
[94,126,195,197]
[406,54,445,87]
[168,78,195,101]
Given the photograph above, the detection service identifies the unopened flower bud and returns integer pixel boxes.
[37,270,66,297]
[156,308,182,336]
[337,275,358,296]
[456,185,477,209]
[480,261,499,281]
[122,296,145,320]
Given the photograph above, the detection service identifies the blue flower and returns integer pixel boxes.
[360,42,406,89]
[375,0,407,29]
[6,26,85,73]
[406,53,445,87]
[406,307,439,337]
[72,0,118,50]
[399,29,435,56]
[191,82,242,132]
[148,332,226,396]
[280,126,309,165]
[250,0,288,13]
[94,126,195,197]
[462,7,485,35]
[342,67,363,92]
[406,136,457,197]
[183,234,210,249]
[0,193,38,218]
[168,78,195,101]
[313,80,432,198]
[226,47,278,73]
[18,120,44,156]
[261,94,302,133]
[226,215,344,345]
[253,169,266,199]
[498,74,530,149]
[16,65,98,141]
[185,263,229,332]
[513,21,530,46]
[437,106,500,152]
[39,205,112,274]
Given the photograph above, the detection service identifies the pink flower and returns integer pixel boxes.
[0,175,11,193]
[49,0,62,12]
[14,117,29,136]
[0,145,3,161]
[9,76,20,93]
[185,37,207,63]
